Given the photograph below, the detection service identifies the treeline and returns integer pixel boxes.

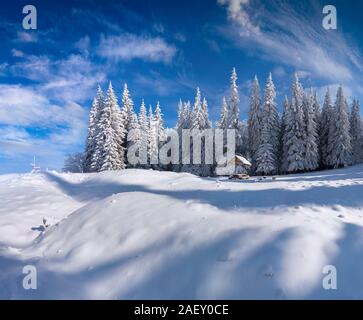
[63,69,363,176]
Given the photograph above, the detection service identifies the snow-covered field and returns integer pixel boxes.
[1,166,363,299]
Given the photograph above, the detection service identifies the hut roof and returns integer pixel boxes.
[228,155,252,167]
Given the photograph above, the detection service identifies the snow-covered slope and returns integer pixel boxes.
[1,167,363,299]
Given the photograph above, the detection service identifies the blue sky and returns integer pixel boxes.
[0,0,363,173]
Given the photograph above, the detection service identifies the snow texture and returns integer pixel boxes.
[2,166,363,299]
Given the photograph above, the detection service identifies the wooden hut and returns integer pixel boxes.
[227,154,252,179]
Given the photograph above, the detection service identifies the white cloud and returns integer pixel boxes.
[16,31,38,43]
[10,53,106,103]
[273,66,286,78]
[97,34,176,63]
[218,0,260,36]
[1,48,106,172]
[296,70,312,80]
[218,0,363,90]
[11,49,24,57]
[0,126,30,143]
[0,85,88,171]
[0,84,87,132]
[75,36,91,55]
[0,126,81,172]
[134,72,180,97]
[0,85,54,126]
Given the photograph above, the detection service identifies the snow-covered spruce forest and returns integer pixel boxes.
[64,69,363,177]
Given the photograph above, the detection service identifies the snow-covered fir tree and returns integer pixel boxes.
[155,101,167,169]
[256,73,279,174]
[228,68,240,131]
[282,73,306,173]
[155,101,167,145]
[247,75,262,171]
[176,99,184,130]
[255,118,276,175]
[120,83,138,161]
[175,100,193,172]
[313,92,321,134]
[181,101,192,130]
[238,120,249,157]
[202,97,212,129]
[326,86,352,168]
[148,105,158,166]
[350,99,362,164]
[136,99,148,167]
[190,88,211,129]
[319,88,334,168]
[84,85,104,172]
[280,96,290,173]
[181,88,213,176]
[96,82,126,171]
[228,68,242,152]
[303,92,319,171]
[218,96,228,130]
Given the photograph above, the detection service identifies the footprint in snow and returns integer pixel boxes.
[332,205,344,212]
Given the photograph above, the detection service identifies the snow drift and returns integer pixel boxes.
[1,167,363,299]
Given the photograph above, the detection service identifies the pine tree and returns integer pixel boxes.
[120,83,138,162]
[313,92,321,134]
[248,75,262,170]
[155,101,167,145]
[182,101,192,129]
[148,105,158,166]
[256,119,276,175]
[327,86,352,168]
[227,68,242,152]
[257,73,279,173]
[137,99,148,167]
[85,85,104,172]
[303,92,319,171]
[181,88,213,176]
[238,120,249,157]
[175,99,186,172]
[176,99,184,130]
[96,82,125,171]
[202,97,212,129]
[155,101,167,170]
[283,73,306,173]
[280,96,289,173]
[191,88,206,129]
[350,99,362,164]
[228,68,240,130]
[319,88,334,168]
[218,96,228,130]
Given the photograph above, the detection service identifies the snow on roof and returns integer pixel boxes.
[234,155,252,167]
